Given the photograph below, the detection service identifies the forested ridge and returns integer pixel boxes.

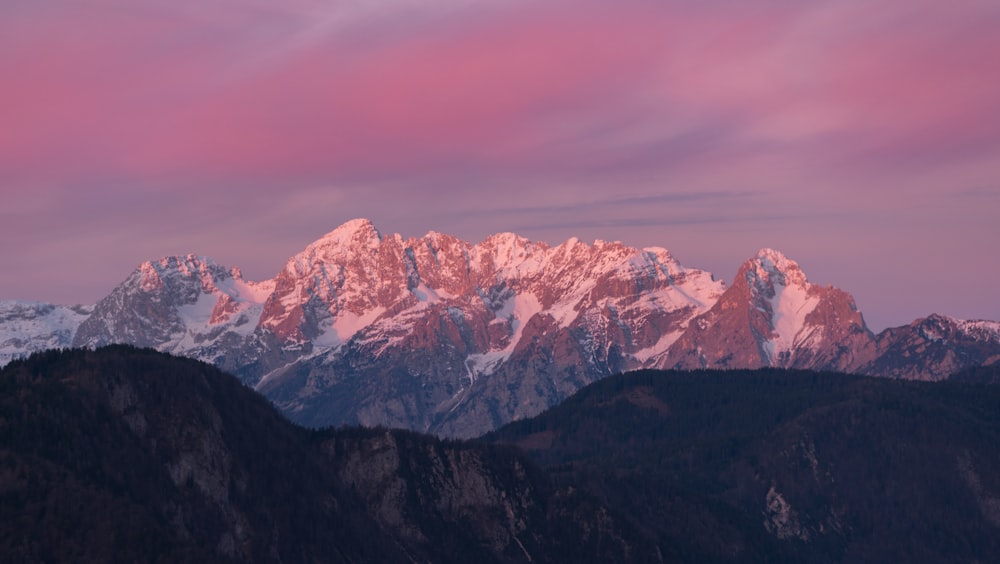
[0,346,651,563]
[2,347,999,562]
[486,368,1000,562]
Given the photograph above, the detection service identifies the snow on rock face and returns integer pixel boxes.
[259,219,408,345]
[743,249,824,362]
[765,282,823,361]
[956,319,1000,343]
[249,220,729,436]
[662,247,874,372]
[71,255,272,365]
[0,301,92,366]
[256,219,726,381]
[750,248,808,287]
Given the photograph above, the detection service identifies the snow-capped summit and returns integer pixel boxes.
[72,255,272,367]
[302,218,382,259]
[662,249,875,372]
[746,248,809,289]
[744,249,826,363]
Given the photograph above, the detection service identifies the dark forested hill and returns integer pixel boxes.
[485,369,1000,562]
[0,347,651,563]
[5,348,999,563]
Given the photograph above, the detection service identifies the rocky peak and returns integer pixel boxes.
[732,250,827,353]
[742,248,809,294]
[914,314,959,341]
[136,255,234,295]
[473,232,549,279]
[283,220,381,277]
[862,314,1000,380]
[407,231,474,296]
[313,217,381,249]
[260,220,415,345]
[70,253,272,365]
[901,314,1000,346]
[662,248,874,372]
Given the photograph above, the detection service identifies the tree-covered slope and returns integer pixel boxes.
[486,369,1000,563]
[0,347,651,563]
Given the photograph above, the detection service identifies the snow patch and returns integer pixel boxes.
[411,283,456,303]
[497,292,542,348]
[314,306,387,348]
[464,350,511,383]
[176,292,219,326]
[765,282,821,362]
[461,292,546,381]
[957,319,1000,343]
[632,329,685,364]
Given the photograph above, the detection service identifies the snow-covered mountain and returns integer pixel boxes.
[662,249,877,372]
[254,219,725,436]
[2,219,998,436]
[0,301,92,365]
[71,255,274,374]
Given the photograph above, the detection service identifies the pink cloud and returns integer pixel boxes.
[2,0,999,328]
[4,0,998,190]
[109,2,679,181]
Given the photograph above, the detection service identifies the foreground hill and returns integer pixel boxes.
[486,368,1000,562]
[4,347,1000,562]
[3,219,999,438]
[0,347,650,563]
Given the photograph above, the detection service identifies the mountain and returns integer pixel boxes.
[862,314,1000,380]
[485,368,1000,563]
[254,220,725,437]
[71,254,275,375]
[661,249,876,372]
[2,219,999,436]
[0,301,92,366]
[0,347,652,563]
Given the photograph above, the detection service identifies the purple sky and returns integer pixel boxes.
[2,0,999,331]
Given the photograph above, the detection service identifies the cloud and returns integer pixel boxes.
[4,0,998,195]
[1,0,999,328]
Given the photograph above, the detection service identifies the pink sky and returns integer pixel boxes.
[2,0,999,331]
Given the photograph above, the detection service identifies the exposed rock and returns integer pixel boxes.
[863,314,1000,380]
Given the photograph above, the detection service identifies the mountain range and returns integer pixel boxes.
[2,218,999,437]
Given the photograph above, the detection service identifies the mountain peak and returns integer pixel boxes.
[753,247,796,271]
[135,255,228,293]
[312,218,382,249]
[479,231,535,249]
[138,254,215,271]
[288,219,384,274]
[743,248,807,288]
